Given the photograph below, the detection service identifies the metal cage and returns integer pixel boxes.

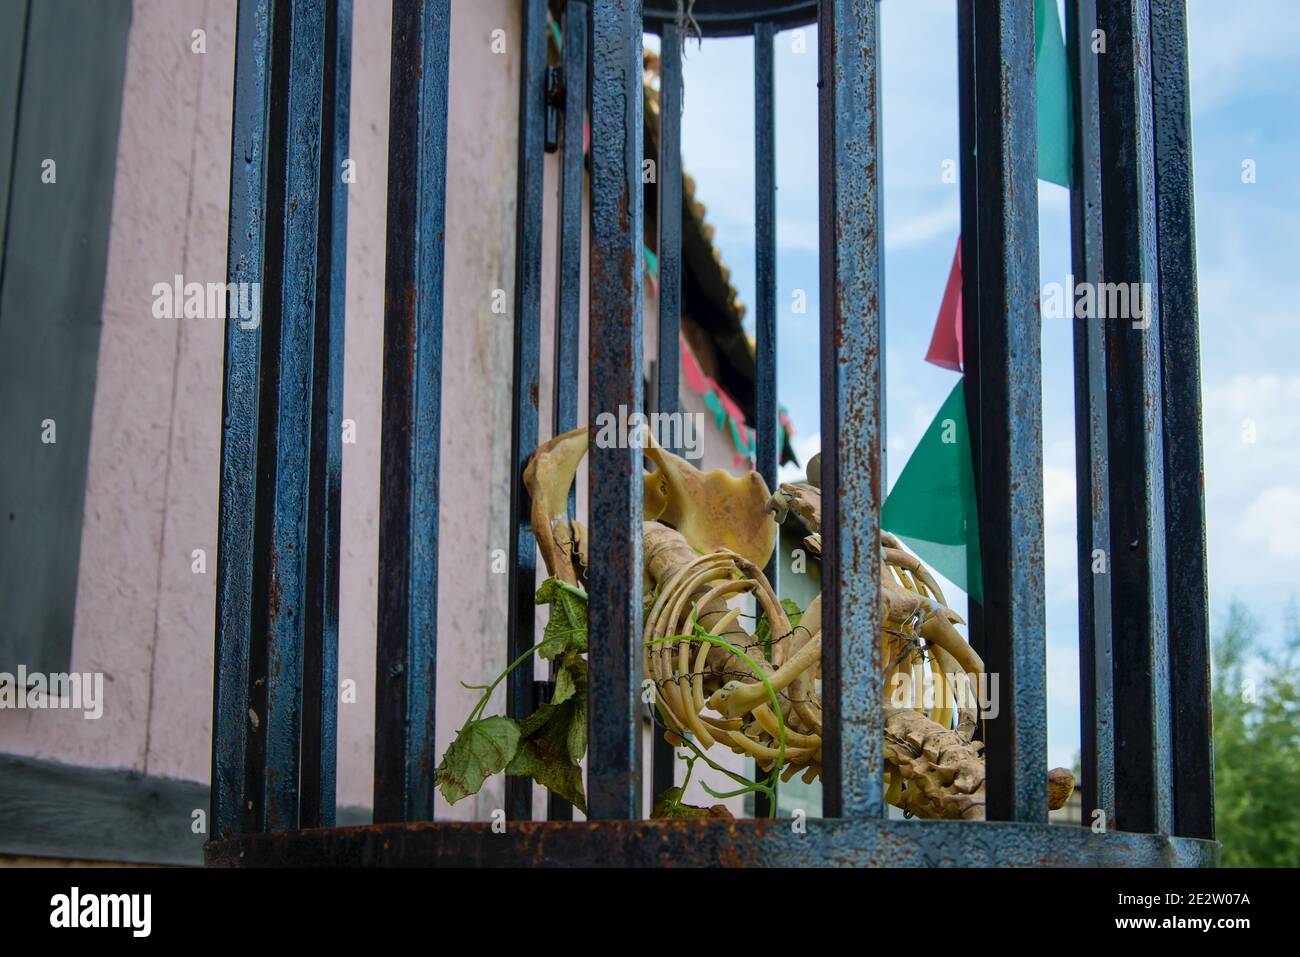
[206,0,1217,867]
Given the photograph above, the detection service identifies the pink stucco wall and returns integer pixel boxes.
[0,0,753,819]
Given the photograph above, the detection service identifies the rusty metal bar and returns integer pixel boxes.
[246,0,328,833]
[817,0,884,821]
[374,0,451,823]
[503,0,549,823]
[1150,0,1210,839]
[651,18,683,803]
[1065,0,1115,831]
[1095,0,1172,836]
[587,0,644,821]
[546,0,588,825]
[753,20,777,500]
[752,18,777,819]
[554,0,587,446]
[956,0,984,676]
[973,0,1046,824]
[301,0,351,831]
[754,21,777,534]
[656,22,683,452]
[212,0,273,840]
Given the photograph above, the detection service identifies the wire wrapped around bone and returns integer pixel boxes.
[523,428,1074,819]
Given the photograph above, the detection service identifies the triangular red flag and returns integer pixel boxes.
[925,236,964,372]
[680,338,711,393]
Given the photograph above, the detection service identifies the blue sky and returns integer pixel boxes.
[652,1,1300,769]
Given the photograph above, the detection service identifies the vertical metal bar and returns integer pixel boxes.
[752,19,778,819]
[301,0,351,831]
[759,22,774,514]
[247,0,327,833]
[656,22,683,455]
[956,0,984,674]
[554,0,588,443]
[1150,0,1209,838]
[504,0,549,823]
[973,0,1046,824]
[651,18,683,803]
[754,22,777,532]
[1065,0,1115,829]
[547,0,588,824]
[586,0,644,821]
[1095,0,1172,836]
[817,0,884,821]
[213,0,273,840]
[374,0,450,823]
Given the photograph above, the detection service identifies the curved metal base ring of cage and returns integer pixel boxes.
[206,820,1219,868]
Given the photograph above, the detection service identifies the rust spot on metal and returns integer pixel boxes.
[268,569,283,619]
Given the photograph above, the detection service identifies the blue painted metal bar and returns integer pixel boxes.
[1065,0,1115,830]
[816,0,884,821]
[656,22,683,455]
[753,22,777,531]
[212,0,273,840]
[504,0,549,823]
[554,0,588,444]
[248,0,328,833]
[752,19,777,819]
[651,18,682,804]
[956,0,984,680]
[374,0,450,823]
[301,0,351,831]
[546,0,588,825]
[956,0,989,753]
[973,0,1046,824]
[587,0,644,821]
[1095,0,1172,836]
[1150,0,1212,841]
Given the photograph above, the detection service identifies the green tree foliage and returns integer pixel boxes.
[1213,600,1300,866]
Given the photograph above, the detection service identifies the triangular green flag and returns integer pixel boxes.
[881,380,983,603]
[1035,0,1074,188]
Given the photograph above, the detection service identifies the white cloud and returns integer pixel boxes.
[885,204,960,252]
[1042,463,1077,528]
[1240,484,1300,560]
[1188,1,1300,114]
[1200,374,1300,613]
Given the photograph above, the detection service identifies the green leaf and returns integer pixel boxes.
[651,786,711,820]
[553,665,577,705]
[507,741,587,813]
[535,577,588,659]
[434,716,520,805]
[755,598,804,654]
[507,652,589,811]
[507,696,588,812]
[565,695,587,762]
[551,650,586,707]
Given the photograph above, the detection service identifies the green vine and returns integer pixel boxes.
[435,582,790,821]
[433,578,590,812]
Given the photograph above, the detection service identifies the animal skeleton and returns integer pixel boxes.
[524,427,1074,819]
